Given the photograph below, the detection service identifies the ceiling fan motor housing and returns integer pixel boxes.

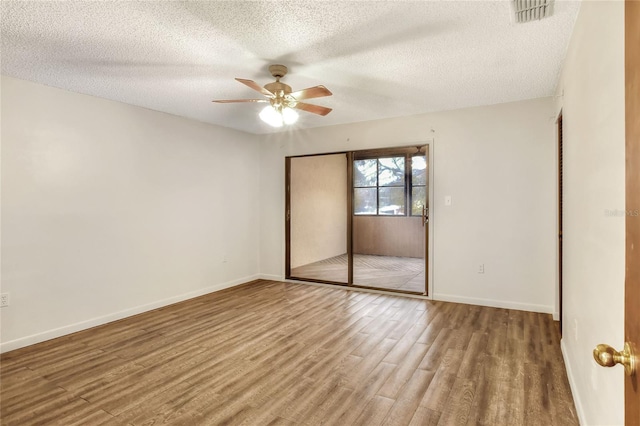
[264,81,292,96]
[268,64,288,79]
[265,64,293,107]
[265,68,295,109]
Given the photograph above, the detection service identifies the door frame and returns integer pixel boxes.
[624,0,640,422]
[557,111,564,336]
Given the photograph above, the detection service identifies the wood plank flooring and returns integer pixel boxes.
[291,254,425,293]
[0,280,578,425]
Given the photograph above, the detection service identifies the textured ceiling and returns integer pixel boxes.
[1,1,581,134]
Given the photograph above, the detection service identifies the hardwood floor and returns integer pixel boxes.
[0,280,578,425]
[291,254,425,293]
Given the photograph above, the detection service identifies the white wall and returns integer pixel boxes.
[0,76,261,352]
[259,97,557,313]
[0,78,562,355]
[555,1,626,425]
[290,154,347,268]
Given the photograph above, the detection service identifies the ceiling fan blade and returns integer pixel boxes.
[212,99,269,103]
[235,78,274,97]
[289,85,332,100]
[294,102,333,116]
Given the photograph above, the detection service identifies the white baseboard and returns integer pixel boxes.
[0,274,260,354]
[258,274,284,281]
[561,339,586,426]
[432,293,554,314]
[553,311,560,321]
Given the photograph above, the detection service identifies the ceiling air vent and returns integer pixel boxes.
[513,0,554,23]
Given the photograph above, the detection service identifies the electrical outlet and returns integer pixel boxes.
[0,293,9,307]
[478,263,485,274]
[445,195,452,206]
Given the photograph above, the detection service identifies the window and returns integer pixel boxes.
[354,154,426,216]
[411,155,427,216]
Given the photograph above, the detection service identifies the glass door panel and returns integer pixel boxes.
[352,148,428,294]
[288,154,348,284]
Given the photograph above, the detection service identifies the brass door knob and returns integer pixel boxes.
[593,342,636,376]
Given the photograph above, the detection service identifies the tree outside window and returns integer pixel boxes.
[354,154,426,216]
[411,155,427,216]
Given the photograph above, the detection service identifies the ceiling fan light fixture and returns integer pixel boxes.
[259,105,283,127]
[259,105,299,127]
[282,107,299,125]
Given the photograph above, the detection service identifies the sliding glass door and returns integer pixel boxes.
[286,145,429,295]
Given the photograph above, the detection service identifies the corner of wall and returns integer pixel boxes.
[561,338,587,425]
